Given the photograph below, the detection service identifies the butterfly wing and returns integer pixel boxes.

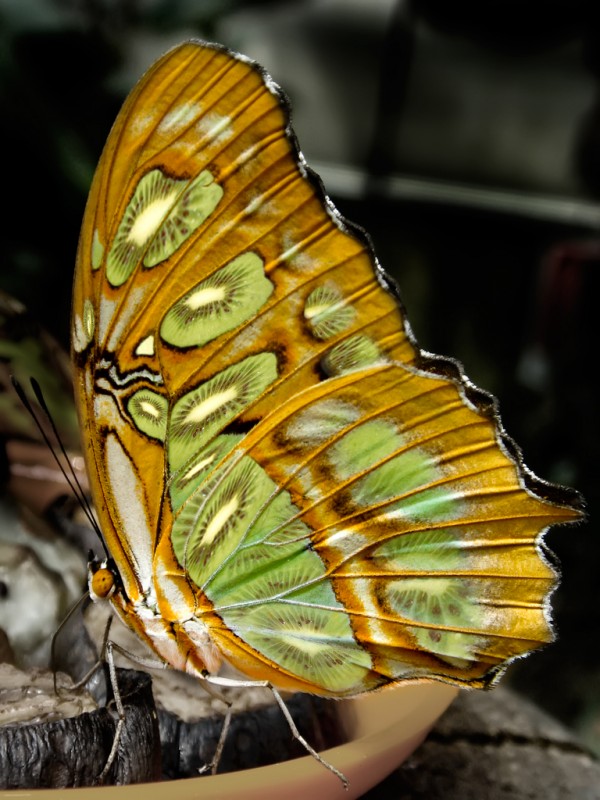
[72,41,582,694]
[187,362,578,693]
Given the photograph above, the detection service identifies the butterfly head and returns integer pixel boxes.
[88,555,120,602]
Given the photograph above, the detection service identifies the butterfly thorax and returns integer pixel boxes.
[88,554,223,676]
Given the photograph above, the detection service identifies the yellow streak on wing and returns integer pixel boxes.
[183,453,217,482]
[202,496,239,546]
[139,400,161,418]
[185,285,226,310]
[128,193,177,246]
[135,335,155,356]
[185,386,237,423]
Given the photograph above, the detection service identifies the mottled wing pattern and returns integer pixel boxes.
[72,41,581,696]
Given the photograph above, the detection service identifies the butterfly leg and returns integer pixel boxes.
[192,679,233,776]
[269,683,348,789]
[103,641,236,776]
[203,674,348,788]
[84,625,234,778]
[66,611,115,693]
[95,638,126,784]
[67,616,155,784]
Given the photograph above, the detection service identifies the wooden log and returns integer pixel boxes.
[0,668,160,788]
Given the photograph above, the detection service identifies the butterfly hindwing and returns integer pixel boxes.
[72,40,582,696]
[168,362,575,694]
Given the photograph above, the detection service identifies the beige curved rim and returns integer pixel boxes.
[0,683,457,800]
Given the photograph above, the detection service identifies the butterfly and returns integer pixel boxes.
[71,39,582,778]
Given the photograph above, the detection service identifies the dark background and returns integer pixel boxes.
[0,0,597,754]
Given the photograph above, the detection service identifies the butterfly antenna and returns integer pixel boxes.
[27,376,102,543]
[10,375,107,555]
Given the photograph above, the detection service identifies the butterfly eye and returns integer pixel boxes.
[89,566,117,601]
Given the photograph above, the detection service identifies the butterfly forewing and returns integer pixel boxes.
[72,40,582,695]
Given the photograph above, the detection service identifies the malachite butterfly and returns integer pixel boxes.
[71,38,582,773]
